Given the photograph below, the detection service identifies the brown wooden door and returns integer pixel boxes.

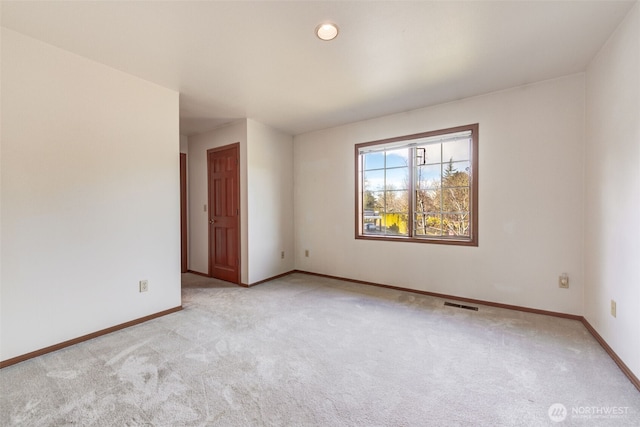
[207,144,240,284]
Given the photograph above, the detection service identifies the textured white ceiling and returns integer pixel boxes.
[1,1,635,136]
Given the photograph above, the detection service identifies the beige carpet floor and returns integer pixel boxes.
[1,272,639,426]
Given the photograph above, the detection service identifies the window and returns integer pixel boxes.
[355,124,478,246]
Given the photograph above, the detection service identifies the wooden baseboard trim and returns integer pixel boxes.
[185,269,210,278]
[294,270,581,320]
[0,306,183,369]
[5,271,638,393]
[243,270,296,288]
[581,318,640,392]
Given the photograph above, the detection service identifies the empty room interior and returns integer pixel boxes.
[1,1,640,425]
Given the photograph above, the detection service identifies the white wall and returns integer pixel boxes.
[247,119,294,284]
[180,134,188,154]
[585,3,640,379]
[294,75,585,315]
[0,29,181,361]
[187,121,248,282]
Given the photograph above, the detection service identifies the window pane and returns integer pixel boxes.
[414,213,442,236]
[385,148,409,168]
[363,222,382,234]
[386,167,409,190]
[442,212,470,237]
[364,152,384,170]
[363,190,384,211]
[382,212,408,236]
[363,202,383,234]
[416,143,441,165]
[416,164,441,189]
[442,161,470,188]
[384,189,408,236]
[385,190,408,213]
[415,189,439,213]
[442,138,470,162]
[442,187,470,213]
[364,170,385,191]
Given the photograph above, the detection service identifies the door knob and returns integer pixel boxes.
[209,219,216,224]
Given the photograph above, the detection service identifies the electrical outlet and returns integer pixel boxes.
[281,251,285,259]
[611,300,616,318]
[139,280,149,293]
[559,273,569,288]
[305,249,309,257]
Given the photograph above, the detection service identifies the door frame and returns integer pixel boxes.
[207,142,241,284]
[180,153,188,273]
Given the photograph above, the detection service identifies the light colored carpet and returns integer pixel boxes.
[1,272,639,426]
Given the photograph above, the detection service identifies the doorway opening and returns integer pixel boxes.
[180,153,187,273]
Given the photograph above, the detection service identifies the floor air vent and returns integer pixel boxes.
[444,301,479,311]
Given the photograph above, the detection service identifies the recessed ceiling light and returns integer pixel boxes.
[316,23,339,41]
